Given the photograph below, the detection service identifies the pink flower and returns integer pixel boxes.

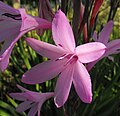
[0,1,51,72]
[9,85,54,116]
[22,10,106,107]
[87,21,120,71]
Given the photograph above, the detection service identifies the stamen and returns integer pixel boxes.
[56,53,78,66]
[64,54,78,66]
[2,13,21,20]
[55,53,69,61]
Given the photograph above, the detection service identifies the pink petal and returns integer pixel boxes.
[13,85,54,102]
[16,84,29,92]
[11,85,54,116]
[0,39,16,72]
[87,39,120,71]
[9,93,27,101]
[92,31,98,41]
[26,91,54,102]
[0,8,51,71]
[52,10,75,52]
[107,56,114,62]
[27,103,38,116]
[54,64,74,108]
[26,92,54,116]
[25,38,66,59]
[86,60,98,71]
[73,61,92,103]
[0,32,25,72]
[0,22,21,42]
[0,2,20,42]
[0,1,19,14]
[0,46,13,72]
[105,39,120,56]
[27,92,54,116]
[16,101,33,112]
[17,85,54,102]
[28,92,54,116]
[98,21,113,44]
[76,42,106,63]
[22,59,67,84]
[19,9,51,32]
[0,8,21,42]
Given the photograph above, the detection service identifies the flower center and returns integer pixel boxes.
[57,53,78,66]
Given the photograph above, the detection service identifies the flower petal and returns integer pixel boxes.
[25,91,54,102]
[27,92,54,116]
[0,43,13,72]
[87,39,120,71]
[76,42,106,63]
[92,31,98,41]
[54,64,74,108]
[0,7,51,71]
[16,101,33,113]
[0,22,21,42]
[0,38,17,71]
[0,1,21,42]
[52,10,75,52]
[98,21,113,44]
[22,59,67,84]
[9,93,27,101]
[73,61,92,103]
[27,103,38,116]
[19,9,51,32]
[105,39,120,56]
[0,32,25,72]
[16,84,29,92]
[0,1,19,15]
[0,7,21,42]
[25,38,66,59]
[86,60,98,71]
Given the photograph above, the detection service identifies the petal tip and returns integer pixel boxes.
[21,74,28,84]
[81,96,92,104]
[54,9,65,20]
[54,98,62,108]
[21,74,36,85]
[54,96,65,108]
[56,9,62,14]
[108,20,114,25]
[83,93,92,103]
[0,60,6,72]
[25,37,31,42]
[9,93,14,98]
[87,95,92,103]
[0,67,5,72]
